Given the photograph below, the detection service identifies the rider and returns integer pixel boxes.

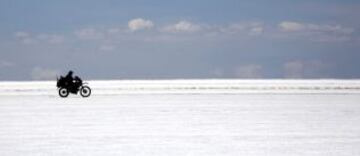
[64,70,82,93]
[64,70,74,83]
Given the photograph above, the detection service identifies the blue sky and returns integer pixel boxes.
[0,0,359,80]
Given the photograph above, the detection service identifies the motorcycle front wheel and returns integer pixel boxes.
[59,88,69,98]
[80,86,91,97]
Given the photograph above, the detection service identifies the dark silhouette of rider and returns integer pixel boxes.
[65,70,74,83]
[64,70,82,93]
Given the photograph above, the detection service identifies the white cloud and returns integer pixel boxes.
[220,22,264,36]
[234,64,263,78]
[14,32,38,45]
[37,34,64,44]
[128,18,154,31]
[221,24,245,33]
[162,21,201,33]
[31,67,59,80]
[307,24,354,34]
[279,21,354,34]
[278,21,354,42]
[15,32,30,38]
[250,26,264,36]
[75,28,104,40]
[0,60,14,68]
[22,38,38,45]
[48,35,65,44]
[15,32,65,45]
[278,21,305,32]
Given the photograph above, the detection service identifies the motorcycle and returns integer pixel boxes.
[56,76,91,98]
